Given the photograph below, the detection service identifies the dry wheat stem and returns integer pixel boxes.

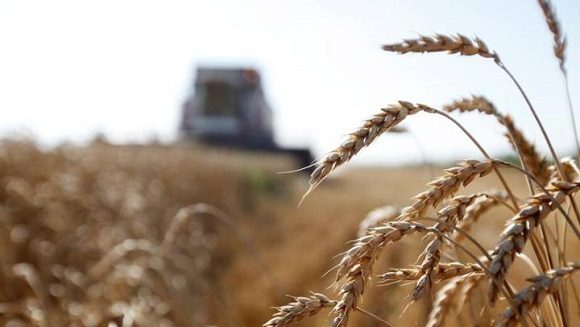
[495,263,579,327]
[496,62,570,191]
[487,181,580,304]
[263,293,337,327]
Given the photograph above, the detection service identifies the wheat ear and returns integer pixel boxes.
[537,0,566,72]
[537,0,580,159]
[307,101,423,194]
[426,272,484,327]
[401,160,493,219]
[487,182,580,303]
[358,205,401,237]
[332,222,431,327]
[412,195,478,301]
[444,96,550,186]
[495,263,579,327]
[382,34,499,61]
[548,157,580,183]
[379,262,483,282]
[263,293,337,327]
[455,190,510,241]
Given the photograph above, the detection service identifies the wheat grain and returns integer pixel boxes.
[537,0,566,72]
[383,34,499,61]
[379,262,483,282]
[358,205,401,237]
[455,190,509,241]
[548,157,580,183]
[412,195,477,300]
[308,101,423,193]
[401,160,493,219]
[487,181,580,303]
[502,115,551,185]
[426,272,484,327]
[495,263,579,327]
[263,293,337,327]
[332,222,431,327]
[444,96,550,185]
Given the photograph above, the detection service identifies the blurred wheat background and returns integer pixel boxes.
[0,139,544,326]
[2,1,580,327]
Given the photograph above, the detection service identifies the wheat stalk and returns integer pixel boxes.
[502,115,551,186]
[267,5,580,327]
[444,96,550,186]
[307,101,423,195]
[426,272,484,327]
[382,34,499,61]
[495,263,579,327]
[487,181,580,303]
[537,0,566,72]
[548,157,580,183]
[358,205,401,237]
[384,32,567,189]
[401,160,493,219]
[379,262,483,282]
[332,222,431,327]
[454,190,510,241]
[412,195,477,300]
[263,293,337,327]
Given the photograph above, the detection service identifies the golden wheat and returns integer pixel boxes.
[382,34,498,61]
[307,101,423,193]
[487,181,580,303]
[263,293,337,327]
[496,263,579,327]
[444,96,550,185]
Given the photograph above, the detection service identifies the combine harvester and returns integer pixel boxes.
[180,67,313,170]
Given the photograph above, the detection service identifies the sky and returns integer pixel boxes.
[1,0,580,165]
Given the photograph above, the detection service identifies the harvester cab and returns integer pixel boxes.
[180,67,313,170]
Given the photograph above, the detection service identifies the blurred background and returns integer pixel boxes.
[0,1,579,326]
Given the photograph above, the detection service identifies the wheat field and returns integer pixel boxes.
[3,1,580,326]
[0,140,463,326]
[1,139,575,326]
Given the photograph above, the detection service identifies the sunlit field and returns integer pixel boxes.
[2,1,580,327]
[4,140,576,326]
